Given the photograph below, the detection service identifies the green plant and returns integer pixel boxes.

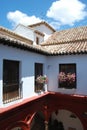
[36,75,48,84]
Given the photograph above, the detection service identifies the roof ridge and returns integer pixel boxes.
[42,38,87,46]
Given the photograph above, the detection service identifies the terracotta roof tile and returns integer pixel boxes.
[41,26,87,55]
[0,33,50,55]
[42,26,87,45]
[0,25,87,55]
[0,26,33,45]
[42,40,87,55]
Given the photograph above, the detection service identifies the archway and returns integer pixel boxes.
[49,109,83,130]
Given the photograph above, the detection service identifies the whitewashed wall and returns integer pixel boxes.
[14,24,34,41]
[33,32,44,45]
[47,55,87,95]
[1,44,87,107]
[0,45,47,107]
[31,24,54,40]
[14,24,44,45]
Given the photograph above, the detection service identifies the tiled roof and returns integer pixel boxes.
[42,40,87,55]
[42,26,87,45]
[41,26,87,55]
[0,25,87,56]
[0,33,49,55]
[0,26,33,45]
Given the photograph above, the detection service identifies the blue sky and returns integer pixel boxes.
[0,0,87,30]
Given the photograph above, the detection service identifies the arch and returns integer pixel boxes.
[47,98,87,130]
[25,112,36,125]
[51,109,84,130]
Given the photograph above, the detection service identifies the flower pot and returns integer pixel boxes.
[59,82,75,89]
[44,84,48,92]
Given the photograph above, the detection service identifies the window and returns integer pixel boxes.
[36,37,39,45]
[34,63,43,92]
[3,59,22,103]
[59,64,76,89]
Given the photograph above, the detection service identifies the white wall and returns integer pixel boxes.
[14,24,44,45]
[33,33,44,45]
[14,25,34,41]
[47,55,87,95]
[31,24,53,40]
[1,44,87,107]
[0,45,47,107]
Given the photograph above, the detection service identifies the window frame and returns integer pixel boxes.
[36,37,39,45]
[59,63,76,89]
[34,63,43,92]
[3,59,22,103]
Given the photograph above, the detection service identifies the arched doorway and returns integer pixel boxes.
[49,109,83,130]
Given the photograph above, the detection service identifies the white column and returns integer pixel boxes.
[45,121,48,130]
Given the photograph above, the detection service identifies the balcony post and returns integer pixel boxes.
[44,121,48,130]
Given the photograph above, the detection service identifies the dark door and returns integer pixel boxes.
[35,63,43,92]
[3,59,20,103]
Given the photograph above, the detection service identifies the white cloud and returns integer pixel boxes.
[7,10,42,28]
[46,0,87,28]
